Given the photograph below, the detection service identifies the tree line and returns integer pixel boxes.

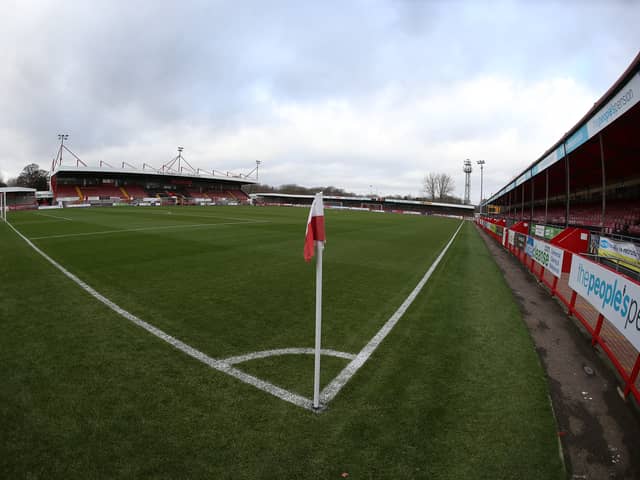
[1,164,49,191]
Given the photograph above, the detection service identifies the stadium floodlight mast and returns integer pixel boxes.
[57,134,69,164]
[477,160,486,214]
[463,159,472,205]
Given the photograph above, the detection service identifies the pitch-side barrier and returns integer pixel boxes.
[477,217,640,405]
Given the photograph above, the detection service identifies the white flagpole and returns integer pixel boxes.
[313,238,324,409]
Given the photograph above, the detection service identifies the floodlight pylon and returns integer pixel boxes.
[463,159,472,205]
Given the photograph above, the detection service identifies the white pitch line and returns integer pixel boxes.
[6,220,315,411]
[320,221,464,405]
[223,348,356,365]
[29,220,269,240]
[7,216,463,413]
[35,212,73,221]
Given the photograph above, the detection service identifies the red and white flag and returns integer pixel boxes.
[304,193,325,262]
[305,192,326,409]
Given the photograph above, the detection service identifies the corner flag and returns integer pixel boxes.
[305,192,325,409]
[304,193,325,262]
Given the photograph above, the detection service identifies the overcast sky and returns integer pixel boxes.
[1,0,639,201]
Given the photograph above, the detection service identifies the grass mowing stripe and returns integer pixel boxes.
[35,212,73,221]
[5,220,314,410]
[145,210,268,222]
[6,213,463,411]
[28,219,269,240]
[321,220,464,404]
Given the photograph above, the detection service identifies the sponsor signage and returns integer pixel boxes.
[557,73,640,161]
[530,223,563,240]
[483,221,503,237]
[544,225,564,240]
[526,236,565,278]
[535,150,558,174]
[515,232,527,250]
[508,229,515,246]
[525,236,535,257]
[587,72,640,138]
[598,236,640,273]
[515,171,531,187]
[565,125,589,155]
[569,255,640,351]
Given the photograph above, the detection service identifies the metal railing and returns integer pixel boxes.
[478,221,640,405]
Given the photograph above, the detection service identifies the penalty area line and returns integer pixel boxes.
[6,220,315,412]
[320,221,465,405]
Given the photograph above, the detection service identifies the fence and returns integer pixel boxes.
[478,218,640,405]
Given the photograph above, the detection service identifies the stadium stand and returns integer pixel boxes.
[122,185,146,199]
[78,185,123,199]
[54,184,82,201]
[49,166,255,207]
[478,51,640,408]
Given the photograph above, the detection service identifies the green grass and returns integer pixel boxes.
[0,206,564,479]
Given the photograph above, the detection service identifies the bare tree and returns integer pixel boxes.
[423,172,439,200]
[436,173,455,200]
[0,173,6,187]
[424,172,455,200]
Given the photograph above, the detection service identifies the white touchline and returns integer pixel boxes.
[29,220,269,240]
[319,221,464,405]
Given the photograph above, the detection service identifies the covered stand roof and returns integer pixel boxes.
[486,51,640,207]
[0,187,37,193]
[51,166,256,185]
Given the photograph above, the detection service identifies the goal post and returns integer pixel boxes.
[361,202,383,211]
[1,191,6,222]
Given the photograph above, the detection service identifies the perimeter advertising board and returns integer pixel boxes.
[598,237,640,273]
[514,233,527,250]
[482,220,503,238]
[569,255,640,352]
[530,223,564,240]
[525,236,564,278]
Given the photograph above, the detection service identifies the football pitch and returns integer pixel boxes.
[1,206,564,479]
